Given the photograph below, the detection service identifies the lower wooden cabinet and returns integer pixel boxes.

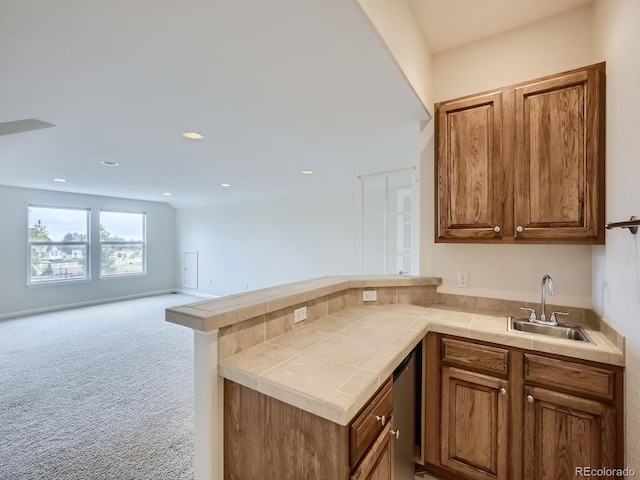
[350,420,394,480]
[423,333,624,480]
[224,378,395,480]
[224,380,350,480]
[440,367,509,480]
[523,386,617,480]
[350,379,393,468]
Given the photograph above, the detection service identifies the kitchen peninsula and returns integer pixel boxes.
[166,276,624,480]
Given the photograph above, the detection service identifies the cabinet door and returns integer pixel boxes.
[523,386,617,480]
[441,366,509,480]
[435,91,505,241]
[350,420,394,480]
[513,64,605,243]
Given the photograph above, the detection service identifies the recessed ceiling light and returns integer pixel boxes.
[221,183,231,187]
[101,161,119,167]
[163,192,172,196]
[53,178,66,183]
[182,132,204,140]
[302,170,313,175]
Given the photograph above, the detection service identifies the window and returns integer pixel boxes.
[100,211,146,277]
[28,205,90,284]
[356,168,419,275]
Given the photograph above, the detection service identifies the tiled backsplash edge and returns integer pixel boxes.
[435,292,589,323]
[436,292,625,353]
[218,285,437,360]
[592,311,625,353]
[218,288,626,361]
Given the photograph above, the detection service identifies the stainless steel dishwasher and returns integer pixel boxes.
[393,344,419,479]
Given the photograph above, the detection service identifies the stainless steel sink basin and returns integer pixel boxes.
[508,317,593,343]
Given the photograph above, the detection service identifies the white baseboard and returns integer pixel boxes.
[0,289,185,320]
[174,289,219,299]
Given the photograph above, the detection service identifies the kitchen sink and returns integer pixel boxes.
[508,317,593,343]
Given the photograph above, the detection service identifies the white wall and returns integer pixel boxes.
[175,191,355,297]
[0,185,176,317]
[421,5,597,308]
[433,4,595,101]
[592,0,640,465]
[355,0,434,114]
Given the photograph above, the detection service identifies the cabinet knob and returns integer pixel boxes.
[527,395,534,403]
[516,225,524,233]
[375,415,386,426]
[499,387,507,395]
[390,429,400,440]
[493,226,501,233]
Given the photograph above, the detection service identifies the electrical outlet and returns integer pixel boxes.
[363,290,377,301]
[294,306,307,323]
[457,271,469,288]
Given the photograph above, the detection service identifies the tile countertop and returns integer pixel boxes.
[218,303,625,426]
[166,275,441,332]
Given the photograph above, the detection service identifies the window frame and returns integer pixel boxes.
[99,209,147,278]
[27,205,91,286]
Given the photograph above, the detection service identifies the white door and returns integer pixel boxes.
[183,251,198,289]
[356,168,418,275]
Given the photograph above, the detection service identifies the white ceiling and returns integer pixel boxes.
[1,0,592,208]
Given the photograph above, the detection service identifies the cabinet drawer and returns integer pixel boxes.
[349,378,393,469]
[524,354,615,400]
[350,420,394,480]
[441,337,509,376]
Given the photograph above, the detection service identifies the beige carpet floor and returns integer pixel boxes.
[0,293,199,480]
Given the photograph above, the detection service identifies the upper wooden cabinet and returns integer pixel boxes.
[435,63,605,244]
[435,91,505,241]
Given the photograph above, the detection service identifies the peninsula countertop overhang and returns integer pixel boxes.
[165,275,442,332]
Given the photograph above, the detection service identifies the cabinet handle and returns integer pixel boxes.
[493,225,501,233]
[499,387,507,395]
[516,225,524,233]
[527,395,534,403]
[375,415,386,426]
[390,429,400,440]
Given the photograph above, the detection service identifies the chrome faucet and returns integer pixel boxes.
[539,274,554,323]
[519,274,569,326]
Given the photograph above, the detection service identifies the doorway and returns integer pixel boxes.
[356,168,419,275]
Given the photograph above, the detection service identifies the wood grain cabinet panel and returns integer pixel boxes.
[523,386,617,480]
[514,66,605,242]
[442,337,509,376]
[435,63,605,244]
[350,378,393,468]
[422,333,623,480]
[224,380,350,480]
[224,378,396,480]
[436,92,504,241]
[524,353,615,400]
[441,366,509,480]
[350,420,394,480]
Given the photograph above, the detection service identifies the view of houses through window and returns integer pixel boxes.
[28,206,90,284]
[100,210,146,277]
[27,205,146,284]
